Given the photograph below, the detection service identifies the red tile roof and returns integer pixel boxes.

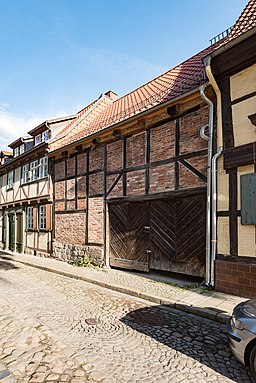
[50,94,114,150]
[50,0,256,153]
[228,0,256,40]
[50,45,215,152]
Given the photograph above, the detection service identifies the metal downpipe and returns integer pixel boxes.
[199,84,214,287]
[210,146,223,286]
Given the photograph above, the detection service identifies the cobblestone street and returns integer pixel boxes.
[0,258,254,383]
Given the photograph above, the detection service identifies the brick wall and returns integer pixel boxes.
[149,164,174,193]
[55,212,86,245]
[180,106,208,154]
[107,141,123,171]
[89,146,103,170]
[88,197,103,243]
[55,160,65,181]
[89,172,103,196]
[150,121,175,162]
[127,170,145,196]
[107,174,123,198]
[215,259,256,298]
[126,132,146,167]
[77,153,87,175]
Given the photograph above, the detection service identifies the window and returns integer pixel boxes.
[241,173,256,224]
[14,147,19,157]
[20,144,25,155]
[22,164,29,184]
[30,160,38,181]
[7,171,14,189]
[38,205,46,230]
[27,207,33,230]
[43,131,49,142]
[35,134,42,146]
[38,156,48,179]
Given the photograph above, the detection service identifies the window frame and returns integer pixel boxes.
[35,134,42,146]
[7,170,14,189]
[38,205,46,230]
[26,206,33,230]
[19,144,25,155]
[22,163,29,184]
[30,160,38,182]
[38,156,48,179]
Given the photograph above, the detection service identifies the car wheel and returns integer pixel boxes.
[249,344,256,379]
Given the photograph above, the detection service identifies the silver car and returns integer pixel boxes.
[227,299,256,378]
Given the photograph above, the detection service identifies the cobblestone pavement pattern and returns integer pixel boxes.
[0,258,254,383]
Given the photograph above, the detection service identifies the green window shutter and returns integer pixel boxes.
[241,173,256,224]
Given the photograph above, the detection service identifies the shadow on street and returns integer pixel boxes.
[121,304,254,383]
[0,255,19,270]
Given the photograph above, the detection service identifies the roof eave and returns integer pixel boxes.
[203,26,256,64]
[49,83,209,157]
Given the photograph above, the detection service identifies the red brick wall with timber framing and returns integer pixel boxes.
[52,101,210,267]
[215,259,256,299]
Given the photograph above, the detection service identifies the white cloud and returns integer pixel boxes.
[0,107,69,151]
[0,111,43,151]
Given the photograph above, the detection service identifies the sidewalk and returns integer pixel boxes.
[0,250,247,324]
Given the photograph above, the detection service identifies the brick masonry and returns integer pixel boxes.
[52,103,210,270]
[215,259,256,299]
[55,213,86,246]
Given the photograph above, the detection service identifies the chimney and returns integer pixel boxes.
[105,90,118,100]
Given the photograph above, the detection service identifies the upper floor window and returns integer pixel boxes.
[26,206,33,230]
[38,156,48,179]
[22,164,29,184]
[35,134,42,146]
[7,170,14,189]
[13,144,25,157]
[35,130,50,146]
[21,156,48,184]
[30,160,38,181]
[43,131,49,141]
[20,144,25,155]
[14,147,19,157]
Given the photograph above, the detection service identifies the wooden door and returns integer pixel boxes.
[109,202,149,271]
[16,213,23,253]
[8,214,15,251]
[149,195,206,276]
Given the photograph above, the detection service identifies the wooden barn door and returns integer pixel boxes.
[149,194,206,277]
[109,202,149,272]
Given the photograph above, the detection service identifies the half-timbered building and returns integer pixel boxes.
[204,0,256,298]
[48,48,218,278]
[0,115,76,255]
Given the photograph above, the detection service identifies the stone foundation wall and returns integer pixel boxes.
[52,241,104,267]
[215,259,256,299]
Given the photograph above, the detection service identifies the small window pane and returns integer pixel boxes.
[43,131,49,142]
[20,144,25,155]
[38,205,46,230]
[30,160,38,181]
[14,148,19,157]
[38,156,48,179]
[22,164,29,184]
[7,171,14,189]
[27,207,33,230]
[35,134,42,146]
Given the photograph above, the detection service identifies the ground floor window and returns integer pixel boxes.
[38,205,46,230]
[26,206,33,230]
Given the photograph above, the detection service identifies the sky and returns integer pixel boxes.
[0,0,248,151]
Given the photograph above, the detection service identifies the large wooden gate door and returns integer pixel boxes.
[149,194,206,276]
[109,202,149,271]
